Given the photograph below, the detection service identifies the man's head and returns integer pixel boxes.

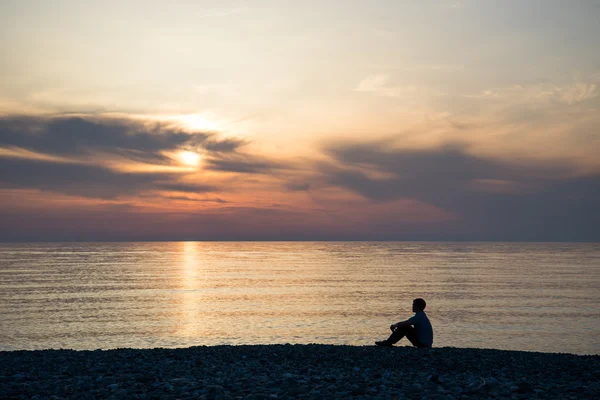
[412,298,426,312]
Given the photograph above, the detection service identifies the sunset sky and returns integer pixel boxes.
[1,0,599,241]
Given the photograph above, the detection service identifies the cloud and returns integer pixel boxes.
[203,137,248,152]
[0,116,279,198]
[204,154,284,174]
[163,196,228,203]
[0,116,206,162]
[285,181,311,192]
[0,196,454,241]
[156,182,215,193]
[355,75,402,97]
[1,115,598,241]
[0,116,254,161]
[0,156,214,199]
[468,81,598,106]
[355,74,443,98]
[557,83,598,105]
[318,140,600,241]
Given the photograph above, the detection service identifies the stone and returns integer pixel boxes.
[350,384,367,395]
[243,394,269,400]
[103,376,117,386]
[515,381,533,393]
[486,377,500,388]
[107,383,119,391]
[410,383,424,392]
[586,382,600,393]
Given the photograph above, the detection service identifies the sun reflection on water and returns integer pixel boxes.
[176,241,201,339]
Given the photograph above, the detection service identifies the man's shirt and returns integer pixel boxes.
[408,310,433,347]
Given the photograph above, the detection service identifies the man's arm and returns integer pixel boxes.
[390,319,414,330]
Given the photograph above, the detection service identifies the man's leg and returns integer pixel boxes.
[377,326,424,347]
[403,326,425,348]
[382,325,416,345]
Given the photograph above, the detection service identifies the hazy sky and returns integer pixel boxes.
[1,0,599,241]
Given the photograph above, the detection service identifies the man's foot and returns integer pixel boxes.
[375,340,393,347]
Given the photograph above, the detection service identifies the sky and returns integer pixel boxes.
[0,0,599,241]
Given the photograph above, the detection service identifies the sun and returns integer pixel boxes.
[178,151,201,167]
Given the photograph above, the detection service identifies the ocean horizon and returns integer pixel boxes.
[1,241,598,355]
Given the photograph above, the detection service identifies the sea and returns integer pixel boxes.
[0,242,598,355]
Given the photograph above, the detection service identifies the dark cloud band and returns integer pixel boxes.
[319,140,600,240]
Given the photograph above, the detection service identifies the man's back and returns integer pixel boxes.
[409,310,433,347]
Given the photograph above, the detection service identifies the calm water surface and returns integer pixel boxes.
[0,242,598,354]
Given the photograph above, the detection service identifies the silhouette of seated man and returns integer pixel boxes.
[375,298,433,348]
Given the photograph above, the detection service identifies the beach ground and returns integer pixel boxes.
[1,344,598,399]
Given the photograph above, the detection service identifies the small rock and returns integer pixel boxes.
[486,377,500,388]
[243,394,269,400]
[103,376,117,385]
[163,383,174,392]
[351,385,367,395]
[586,382,600,393]
[11,373,26,381]
[516,381,533,393]
[410,383,423,392]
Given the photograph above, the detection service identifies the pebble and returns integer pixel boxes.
[0,345,597,399]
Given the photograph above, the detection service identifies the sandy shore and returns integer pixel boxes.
[1,345,598,399]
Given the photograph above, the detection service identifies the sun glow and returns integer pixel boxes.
[169,114,221,132]
[178,151,201,167]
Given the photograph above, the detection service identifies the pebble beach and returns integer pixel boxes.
[1,345,599,399]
